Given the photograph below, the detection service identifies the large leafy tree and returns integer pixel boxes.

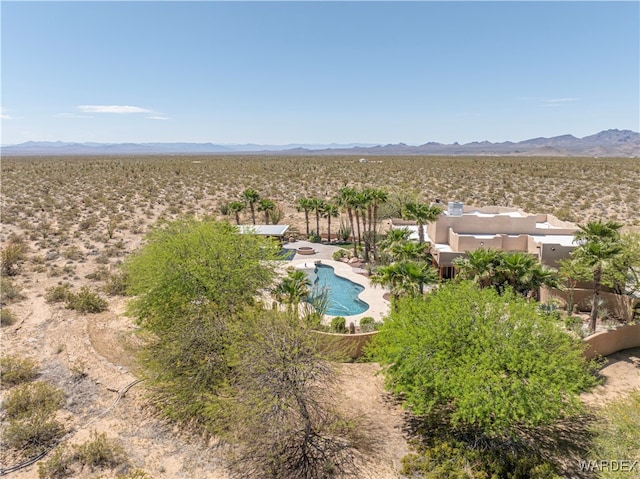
[371,281,598,438]
[123,219,280,431]
[571,220,624,333]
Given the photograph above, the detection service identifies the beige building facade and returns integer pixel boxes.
[392,203,578,279]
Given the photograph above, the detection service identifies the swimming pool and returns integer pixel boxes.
[309,264,369,316]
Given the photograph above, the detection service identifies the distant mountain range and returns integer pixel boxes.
[2,129,639,157]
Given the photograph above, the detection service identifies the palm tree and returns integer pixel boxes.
[228,201,245,225]
[272,270,311,317]
[370,260,438,302]
[257,199,276,225]
[309,198,325,239]
[242,188,261,225]
[295,197,313,237]
[453,248,500,289]
[401,202,443,244]
[336,187,358,256]
[497,251,557,297]
[321,203,340,243]
[572,220,624,333]
[369,188,388,250]
[388,241,430,263]
[379,228,413,252]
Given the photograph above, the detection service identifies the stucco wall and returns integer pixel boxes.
[540,287,637,321]
[583,323,640,360]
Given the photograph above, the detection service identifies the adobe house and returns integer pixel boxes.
[392,202,578,279]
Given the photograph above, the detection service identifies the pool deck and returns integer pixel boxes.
[285,240,391,324]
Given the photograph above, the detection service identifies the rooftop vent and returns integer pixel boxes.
[448,201,464,216]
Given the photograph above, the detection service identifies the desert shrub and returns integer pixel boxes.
[85,266,110,281]
[3,381,66,419]
[1,239,29,276]
[332,249,348,261]
[589,389,640,478]
[72,431,127,471]
[38,445,73,479]
[308,230,321,243]
[102,271,129,296]
[0,355,39,387]
[0,277,26,303]
[564,315,584,330]
[66,287,108,313]
[2,412,66,455]
[61,246,83,261]
[1,307,18,327]
[359,316,382,333]
[401,436,562,479]
[330,316,347,333]
[45,283,72,303]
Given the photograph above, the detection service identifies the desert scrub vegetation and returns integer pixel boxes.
[37,430,129,478]
[0,354,39,387]
[588,389,640,478]
[1,381,67,456]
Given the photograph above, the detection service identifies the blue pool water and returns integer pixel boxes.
[309,264,369,316]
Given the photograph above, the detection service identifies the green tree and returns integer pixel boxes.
[123,219,280,431]
[572,220,624,333]
[454,249,557,298]
[308,198,325,239]
[295,197,313,238]
[257,198,276,225]
[370,260,438,301]
[272,269,311,317]
[336,187,358,256]
[228,201,245,225]
[320,202,339,243]
[371,281,598,438]
[242,188,261,225]
[401,202,443,244]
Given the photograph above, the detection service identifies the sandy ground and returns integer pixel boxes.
[1,202,638,478]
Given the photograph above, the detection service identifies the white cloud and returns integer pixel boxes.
[55,112,93,118]
[77,105,152,114]
[544,98,578,104]
[1,114,12,120]
[147,116,170,121]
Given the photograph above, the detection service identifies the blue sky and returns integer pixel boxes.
[2,1,638,145]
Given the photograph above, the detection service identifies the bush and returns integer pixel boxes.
[66,287,108,313]
[589,389,640,479]
[3,381,66,419]
[1,239,28,276]
[45,283,72,303]
[0,355,39,387]
[330,316,347,333]
[38,445,73,479]
[102,271,129,296]
[2,412,66,455]
[332,249,347,261]
[72,431,127,471]
[308,231,321,243]
[359,316,382,333]
[564,315,583,330]
[1,307,18,327]
[0,277,26,304]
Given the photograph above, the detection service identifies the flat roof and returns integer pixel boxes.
[530,234,577,247]
[457,210,527,218]
[238,224,290,236]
